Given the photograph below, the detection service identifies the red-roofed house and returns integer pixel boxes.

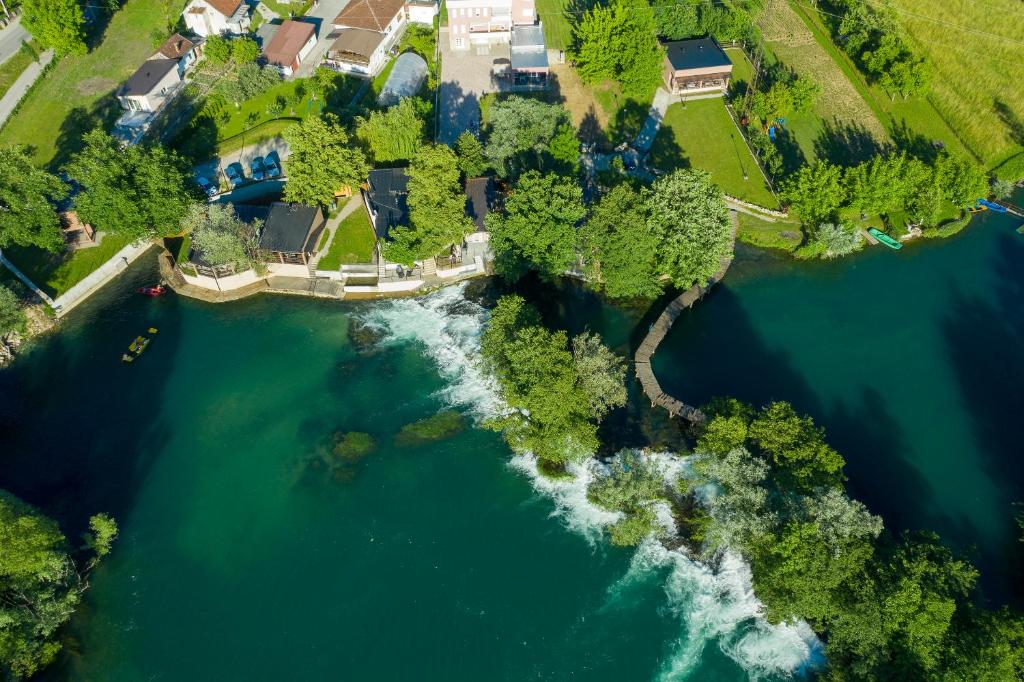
[262,20,317,77]
[182,0,251,37]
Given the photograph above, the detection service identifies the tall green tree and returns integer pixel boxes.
[384,145,474,265]
[484,97,570,177]
[355,99,425,163]
[22,0,86,56]
[579,183,662,299]
[646,169,732,290]
[455,131,488,178]
[180,203,262,271]
[283,114,369,207]
[0,146,66,252]
[65,131,195,240]
[486,171,586,281]
[230,36,260,64]
[0,491,117,679]
[782,161,847,225]
[573,0,664,98]
[747,401,846,491]
[0,285,26,337]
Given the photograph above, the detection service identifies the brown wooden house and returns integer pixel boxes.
[259,202,326,265]
[663,38,733,96]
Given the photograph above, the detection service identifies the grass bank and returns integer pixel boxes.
[0,42,36,100]
[4,234,134,298]
[318,206,376,269]
[0,0,187,168]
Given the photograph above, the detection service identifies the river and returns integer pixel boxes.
[0,200,1020,679]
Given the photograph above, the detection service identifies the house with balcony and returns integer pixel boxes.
[662,38,733,97]
[327,0,407,76]
[446,0,535,50]
[182,0,250,37]
[113,35,199,145]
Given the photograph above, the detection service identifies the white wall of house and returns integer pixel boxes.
[117,68,182,113]
[447,0,534,49]
[406,2,438,25]
[183,0,250,37]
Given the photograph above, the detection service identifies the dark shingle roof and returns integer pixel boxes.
[464,177,494,232]
[365,168,409,240]
[259,202,324,253]
[664,38,732,72]
[118,58,178,97]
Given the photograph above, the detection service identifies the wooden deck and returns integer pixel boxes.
[633,212,738,425]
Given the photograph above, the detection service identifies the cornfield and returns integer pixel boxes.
[873,0,1024,167]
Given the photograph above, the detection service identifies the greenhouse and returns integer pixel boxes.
[377,52,428,106]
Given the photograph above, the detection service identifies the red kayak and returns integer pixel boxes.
[136,285,166,297]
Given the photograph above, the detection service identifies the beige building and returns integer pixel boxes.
[662,38,733,96]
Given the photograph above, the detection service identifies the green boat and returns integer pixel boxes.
[868,227,902,250]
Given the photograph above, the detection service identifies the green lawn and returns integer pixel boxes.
[0,0,187,168]
[736,213,803,252]
[317,207,376,269]
[650,100,780,209]
[535,0,573,50]
[0,42,36,100]
[4,233,135,298]
[261,0,314,16]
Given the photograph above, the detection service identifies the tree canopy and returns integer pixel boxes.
[480,296,626,466]
[573,0,664,98]
[455,132,488,178]
[0,491,117,679]
[283,114,369,207]
[181,203,261,271]
[22,0,86,56]
[384,145,474,266]
[0,146,66,252]
[64,131,196,240]
[355,99,426,164]
[0,285,26,338]
[486,171,586,281]
[484,97,572,177]
[781,161,847,226]
[578,183,662,299]
[647,169,733,289]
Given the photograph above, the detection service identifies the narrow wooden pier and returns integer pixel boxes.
[634,213,738,425]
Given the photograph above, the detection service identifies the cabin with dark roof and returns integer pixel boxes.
[362,168,410,241]
[464,177,495,233]
[259,202,326,265]
[662,38,733,96]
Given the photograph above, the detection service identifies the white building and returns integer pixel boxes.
[326,0,408,76]
[446,0,535,50]
[182,0,251,37]
[405,0,439,25]
[113,35,200,145]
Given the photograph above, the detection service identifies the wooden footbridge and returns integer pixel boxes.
[634,213,738,425]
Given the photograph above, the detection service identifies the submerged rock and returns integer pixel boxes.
[394,410,465,447]
[346,319,387,356]
[331,431,376,461]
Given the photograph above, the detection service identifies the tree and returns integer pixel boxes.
[579,183,662,299]
[0,146,66,252]
[695,446,775,551]
[235,63,280,100]
[992,179,1015,200]
[204,35,231,65]
[455,132,488,177]
[653,0,701,40]
[230,36,260,64]
[384,145,474,265]
[0,285,26,337]
[932,151,988,210]
[65,131,196,240]
[283,114,369,207]
[0,491,116,679]
[22,0,86,56]
[573,0,664,98]
[747,401,846,491]
[646,169,732,290]
[571,332,627,418]
[798,222,863,260]
[355,98,425,163]
[182,203,262,271]
[589,450,665,512]
[486,171,586,281]
[751,77,820,121]
[782,161,847,225]
[548,123,580,175]
[484,97,569,177]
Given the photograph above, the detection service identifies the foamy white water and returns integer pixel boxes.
[361,285,824,679]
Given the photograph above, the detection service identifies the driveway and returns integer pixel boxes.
[194,137,291,192]
[0,16,30,67]
[291,0,352,78]
[437,28,504,144]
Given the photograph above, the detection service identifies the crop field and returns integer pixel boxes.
[874,0,1024,168]
[758,0,889,152]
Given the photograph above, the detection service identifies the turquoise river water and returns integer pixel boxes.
[0,197,1021,679]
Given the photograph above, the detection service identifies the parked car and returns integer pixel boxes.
[225,163,245,188]
[250,157,266,181]
[195,175,218,198]
[264,154,281,179]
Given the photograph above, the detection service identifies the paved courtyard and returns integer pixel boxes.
[437,28,504,144]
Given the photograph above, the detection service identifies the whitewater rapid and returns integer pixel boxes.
[357,284,824,679]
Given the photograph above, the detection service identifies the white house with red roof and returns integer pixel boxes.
[182,0,251,37]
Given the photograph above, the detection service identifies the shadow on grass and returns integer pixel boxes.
[813,119,886,166]
[51,98,122,171]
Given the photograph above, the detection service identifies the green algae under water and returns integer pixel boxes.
[1,199,1021,679]
[655,201,1024,605]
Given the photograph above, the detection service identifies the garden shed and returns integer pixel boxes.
[377,52,428,106]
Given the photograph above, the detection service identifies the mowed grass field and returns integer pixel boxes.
[536,0,573,51]
[0,0,186,168]
[874,0,1024,168]
[649,99,780,209]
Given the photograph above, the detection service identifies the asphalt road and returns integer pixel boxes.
[0,16,30,66]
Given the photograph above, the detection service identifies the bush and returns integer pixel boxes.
[608,507,660,546]
[588,451,666,512]
[0,284,27,337]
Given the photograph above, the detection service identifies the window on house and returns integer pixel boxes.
[473,7,480,16]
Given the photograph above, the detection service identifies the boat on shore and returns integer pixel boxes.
[867,228,902,250]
